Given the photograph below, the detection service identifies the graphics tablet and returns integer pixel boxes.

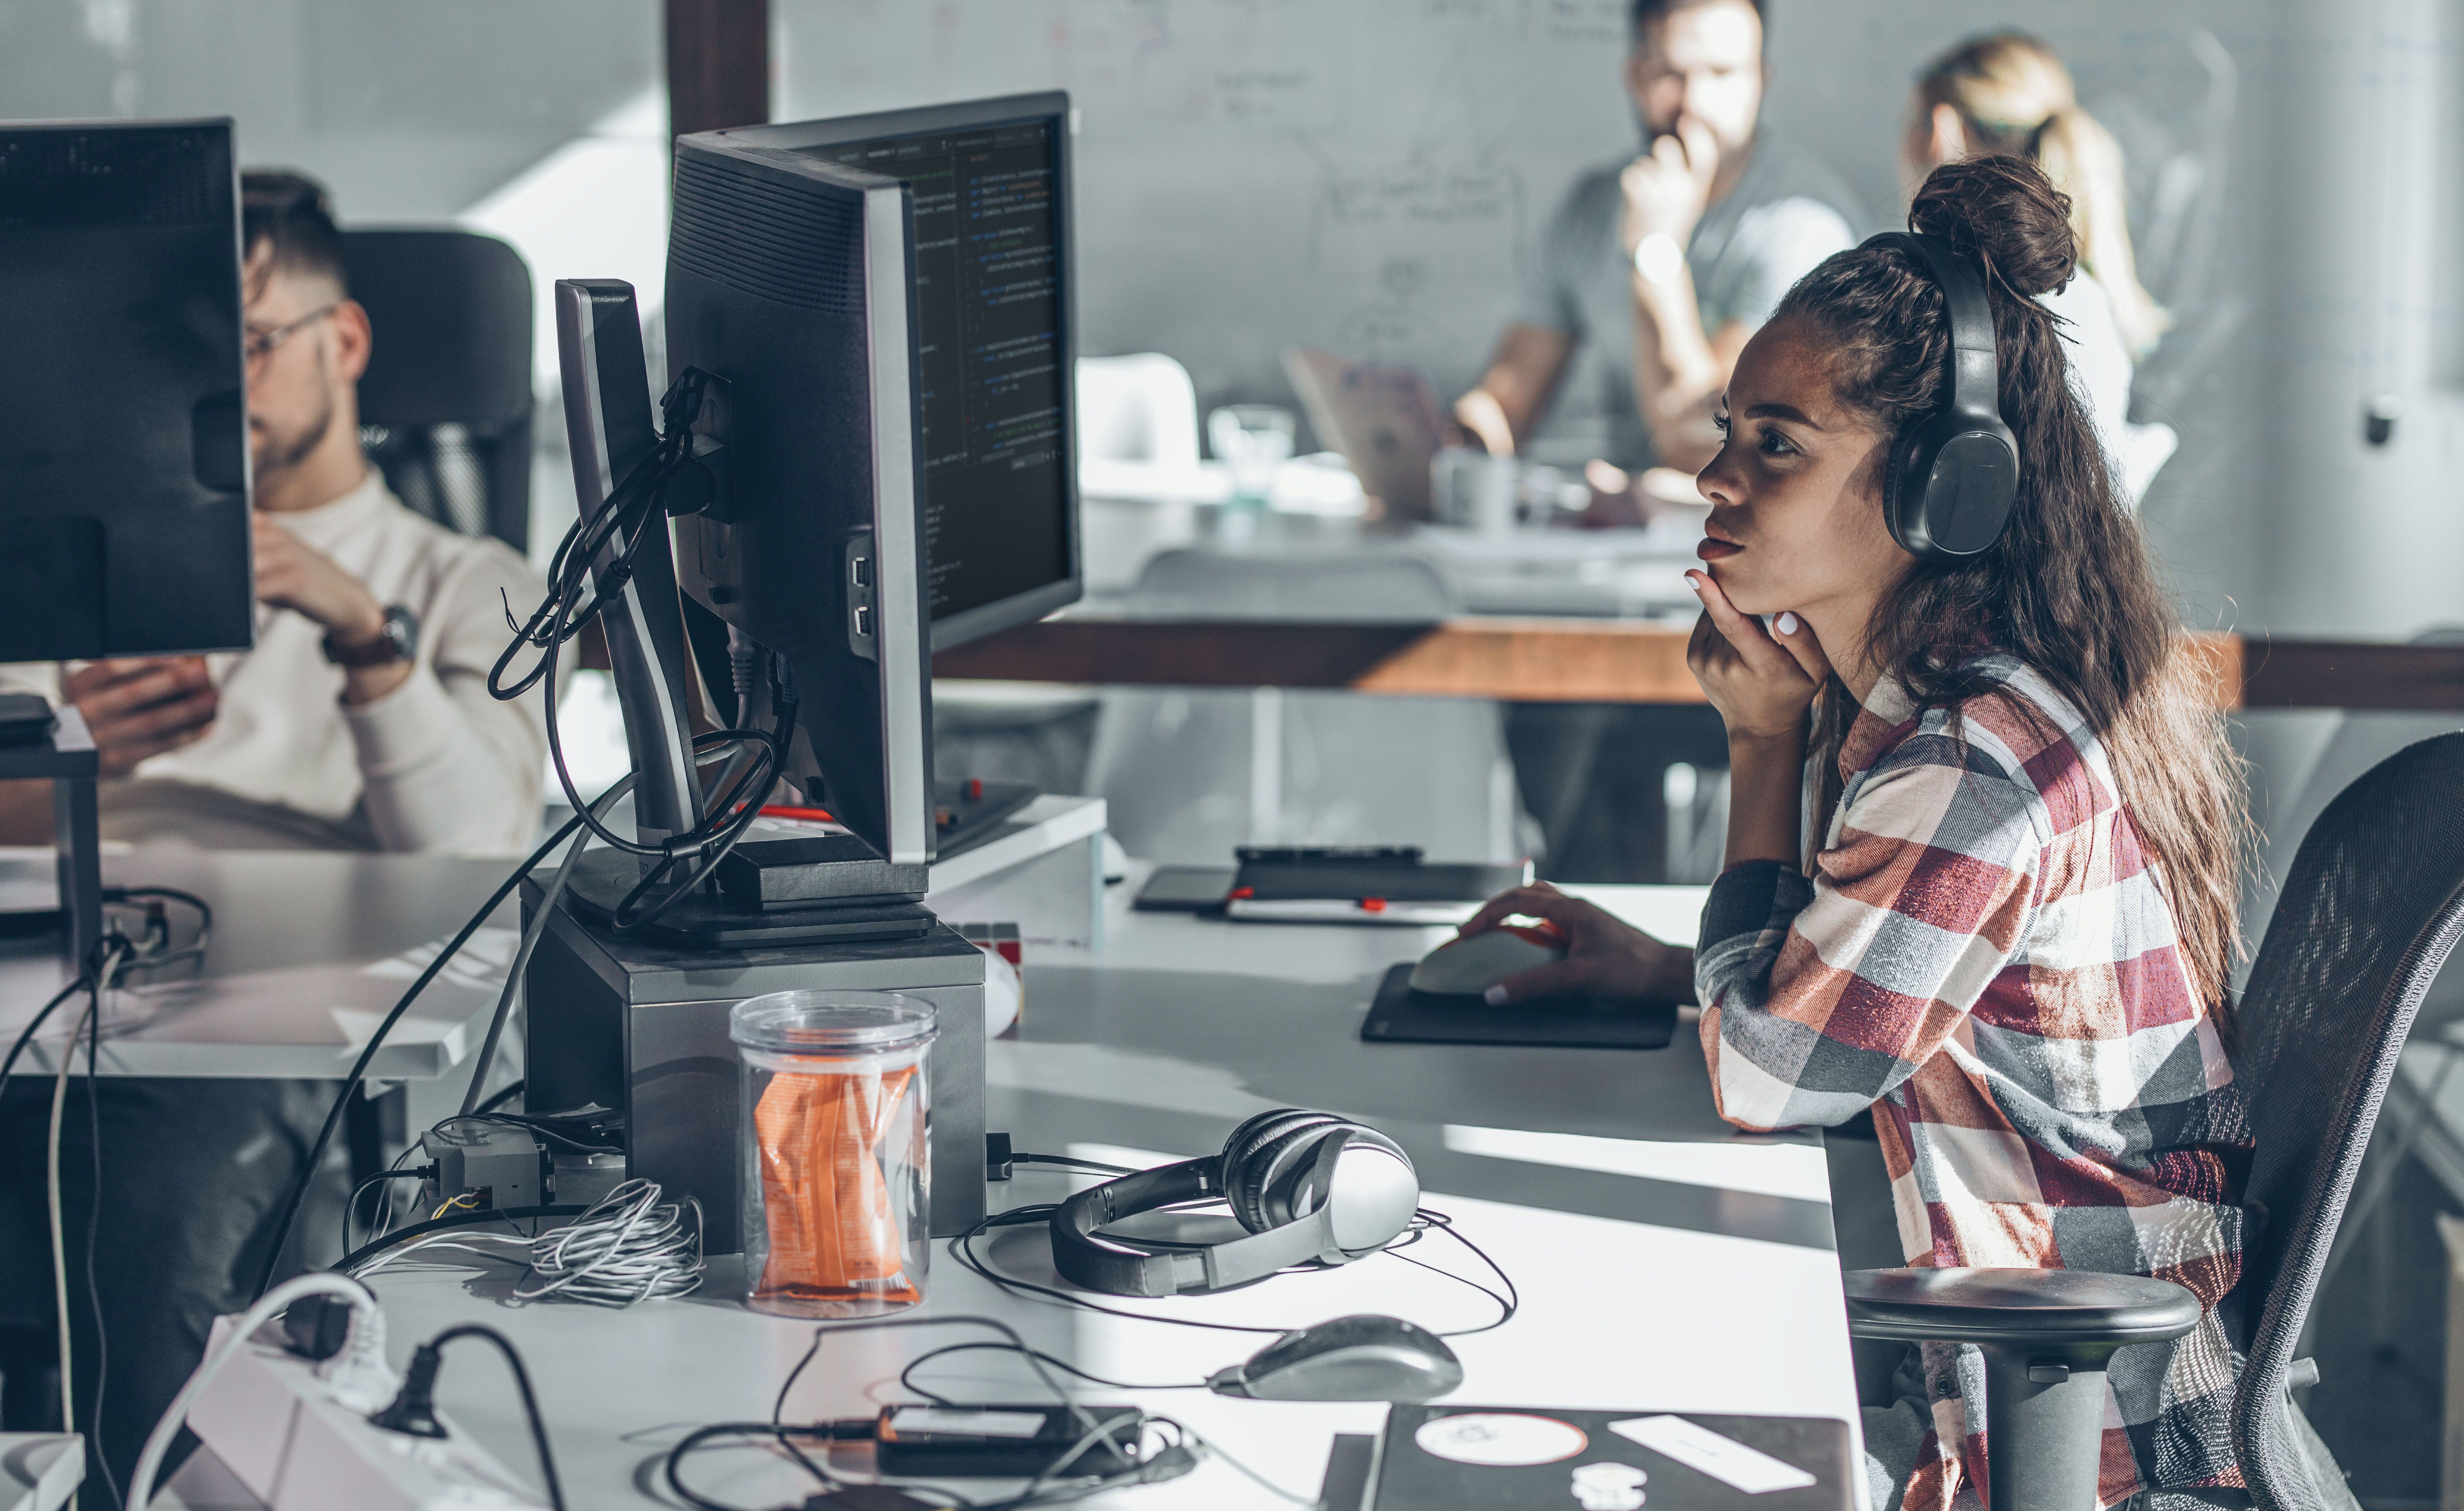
[1360,962,1677,1050]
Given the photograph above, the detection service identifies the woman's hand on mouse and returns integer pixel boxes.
[1683,570,1832,742]
[1455,882,1693,1006]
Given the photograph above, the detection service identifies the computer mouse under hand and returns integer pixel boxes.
[1409,927,1566,996]
[1207,1314,1463,1402]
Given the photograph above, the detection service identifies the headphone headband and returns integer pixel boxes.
[1862,231,1998,420]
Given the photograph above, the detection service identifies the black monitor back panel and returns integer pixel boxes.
[689,94,1082,650]
[0,119,253,662]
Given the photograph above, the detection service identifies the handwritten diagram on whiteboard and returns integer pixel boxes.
[779,0,1641,432]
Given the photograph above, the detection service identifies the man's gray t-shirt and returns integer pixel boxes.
[1517,132,1866,470]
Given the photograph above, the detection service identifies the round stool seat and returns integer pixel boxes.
[1844,1267,2204,1348]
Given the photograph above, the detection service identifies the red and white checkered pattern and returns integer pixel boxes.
[1695,657,2250,1506]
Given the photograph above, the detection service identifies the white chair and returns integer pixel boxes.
[2116,419,2179,506]
[1084,548,1534,866]
[1074,353,1200,468]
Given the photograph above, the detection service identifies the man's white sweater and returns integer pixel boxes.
[1,471,554,856]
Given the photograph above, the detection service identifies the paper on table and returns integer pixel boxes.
[113,927,516,1047]
[1607,1416,1816,1494]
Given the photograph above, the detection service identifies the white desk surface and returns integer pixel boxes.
[0,847,519,1081]
[346,883,1863,1509]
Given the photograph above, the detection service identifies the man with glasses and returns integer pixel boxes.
[0,170,551,855]
[0,172,557,1499]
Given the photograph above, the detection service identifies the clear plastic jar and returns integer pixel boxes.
[730,990,937,1317]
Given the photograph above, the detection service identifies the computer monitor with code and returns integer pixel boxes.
[704,94,1082,650]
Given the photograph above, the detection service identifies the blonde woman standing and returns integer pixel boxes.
[1905,33,2177,504]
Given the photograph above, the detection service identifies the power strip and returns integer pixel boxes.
[184,1315,547,1511]
[0,1432,82,1511]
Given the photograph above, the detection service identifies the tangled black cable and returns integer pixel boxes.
[1,900,216,1110]
[252,805,619,1300]
[607,701,795,933]
[663,1315,1221,1511]
[484,364,793,932]
[898,1342,1206,1404]
[101,886,212,977]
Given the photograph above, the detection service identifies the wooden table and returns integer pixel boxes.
[937,618,2464,712]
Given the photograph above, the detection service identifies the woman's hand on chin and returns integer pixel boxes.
[1684,570,1833,742]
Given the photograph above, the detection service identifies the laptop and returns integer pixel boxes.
[1284,349,1448,521]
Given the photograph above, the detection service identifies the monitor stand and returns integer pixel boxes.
[559,848,932,946]
[0,707,102,970]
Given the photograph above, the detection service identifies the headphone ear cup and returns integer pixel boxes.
[1256,1122,1417,1238]
[1884,422,1939,559]
[1309,1126,1421,1254]
[1885,413,2018,563]
[1221,1110,1339,1232]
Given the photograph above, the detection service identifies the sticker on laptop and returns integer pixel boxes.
[1570,1460,1650,1509]
[1413,1412,1590,1466]
[1609,1415,1815,1493]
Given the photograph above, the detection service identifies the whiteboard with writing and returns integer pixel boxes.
[781,0,1650,442]
[778,0,2259,489]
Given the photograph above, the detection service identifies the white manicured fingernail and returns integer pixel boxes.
[1686,573,1704,593]
[1776,611,1798,635]
[1483,985,1510,1006]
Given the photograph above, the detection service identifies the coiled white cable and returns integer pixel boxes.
[352,1179,703,1308]
[515,1178,703,1305]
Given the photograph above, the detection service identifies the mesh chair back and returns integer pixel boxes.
[2231,732,2464,1505]
[344,229,534,550]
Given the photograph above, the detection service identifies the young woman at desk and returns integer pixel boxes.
[1458,157,2316,1508]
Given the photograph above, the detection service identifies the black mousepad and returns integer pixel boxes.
[1371,1404,1851,1510]
[1360,962,1677,1050]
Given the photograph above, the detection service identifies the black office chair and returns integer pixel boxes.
[345,228,534,551]
[1844,732,2464,1510]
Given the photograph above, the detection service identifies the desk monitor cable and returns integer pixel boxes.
[487,363,796,934]
[0,889,214,1101]
[6,919,199,1507]
[252,779,638,1301]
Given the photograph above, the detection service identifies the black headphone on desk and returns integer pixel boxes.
[1860,231,2021,563]
[1049,1109,1422,1297]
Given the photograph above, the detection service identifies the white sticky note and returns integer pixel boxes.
[1607,1416,1816,1494]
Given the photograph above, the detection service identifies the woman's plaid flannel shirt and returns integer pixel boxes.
[1695,655,2251,1507]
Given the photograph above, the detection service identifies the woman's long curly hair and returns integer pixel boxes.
[1776,154,2250,1028]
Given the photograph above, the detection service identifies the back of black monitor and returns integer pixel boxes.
[687,94,1083,650]
[666,136,936,868]
[0,118,253,662]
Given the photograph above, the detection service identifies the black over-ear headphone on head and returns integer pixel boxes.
[1050,1109,1421,1297]
[1861,231,2021,563]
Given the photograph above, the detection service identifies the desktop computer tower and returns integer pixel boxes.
[520,886,988,1251]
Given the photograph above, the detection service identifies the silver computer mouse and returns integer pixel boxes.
[1207,1314,1464,1402]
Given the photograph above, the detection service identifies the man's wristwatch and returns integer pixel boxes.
[324,604,419,669]
[1633,231,1686,288]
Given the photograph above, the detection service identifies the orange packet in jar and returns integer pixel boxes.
[750,1059,921,1306]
